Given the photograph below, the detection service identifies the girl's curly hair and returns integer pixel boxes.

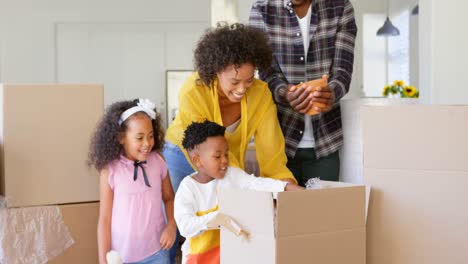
[194,22,273,86]
[87,99,165,171]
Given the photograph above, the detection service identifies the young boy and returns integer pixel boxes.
[174,120,303,264]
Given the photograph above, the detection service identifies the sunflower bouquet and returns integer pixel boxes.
[382,80,419,98]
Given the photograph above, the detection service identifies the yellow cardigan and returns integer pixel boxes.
[165,72,295,182]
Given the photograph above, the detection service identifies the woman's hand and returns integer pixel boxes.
[159,221,177,250]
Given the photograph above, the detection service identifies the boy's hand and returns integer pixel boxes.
[159,221,177,249]
[281,178,304,191]
[281,178,297,185]
[207,213,250,240]
[285,182,305,191]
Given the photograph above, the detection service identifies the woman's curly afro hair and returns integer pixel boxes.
[182,120,226,152]
[194,22,273,86]
[88,99,165,171]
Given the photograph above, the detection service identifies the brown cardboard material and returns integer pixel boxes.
[49,202,100,264]
[362,105,468,264]
[364,169,468,264]
[362,105,468,171]
[276,184,364,237]
[0,84,103,207]
[219,182,366,264]
[339,98,419,183]
[276,229,366,264]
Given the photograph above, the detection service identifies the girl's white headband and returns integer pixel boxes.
[119,99,156,125]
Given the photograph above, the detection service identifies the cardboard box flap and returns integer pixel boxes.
[276,184,365,238]
[362,105,468,171]
[219,188,275,235]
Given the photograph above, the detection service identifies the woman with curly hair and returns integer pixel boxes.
[164,22,297,187]
[88,99,176,264]
[163,23,297,262]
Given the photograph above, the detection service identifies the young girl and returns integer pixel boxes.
[88,99,176,264]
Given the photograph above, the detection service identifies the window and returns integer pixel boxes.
[388,10,410,85]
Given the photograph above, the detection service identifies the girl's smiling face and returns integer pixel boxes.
[120,112,154,161]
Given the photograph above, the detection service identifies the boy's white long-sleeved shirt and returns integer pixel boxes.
[174,166,287,263]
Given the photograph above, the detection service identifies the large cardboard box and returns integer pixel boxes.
[362,105,468,264]
[0,84,103,207]
[340,98,419,183]
[219,182,366,264]
[49,202,100,264]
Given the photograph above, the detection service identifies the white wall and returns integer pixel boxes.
[389,0,418,16]
[409,10,419,89]
[362,14,386,97]
[212,0,238,26]
[0,0,211,125]
[236,0,254,23]
[420,0,468,104]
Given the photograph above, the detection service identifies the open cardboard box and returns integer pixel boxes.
[219,181,366,264]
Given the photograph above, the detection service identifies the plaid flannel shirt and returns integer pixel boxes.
[249,0,357,159]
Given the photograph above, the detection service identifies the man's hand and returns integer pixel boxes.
[286,84,314,113]
[286,75,335,114]
[309,84,335,113]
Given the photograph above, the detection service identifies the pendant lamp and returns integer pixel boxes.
[377,0,400,36]
[411,4,419,15]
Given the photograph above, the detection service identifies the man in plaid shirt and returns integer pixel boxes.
[249,0,357,185]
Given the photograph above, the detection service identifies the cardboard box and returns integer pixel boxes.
[362,105,468,264]
[340,98,419,183]
[49,202,100,264]
[219,182,366,264]
[0,84,103,207]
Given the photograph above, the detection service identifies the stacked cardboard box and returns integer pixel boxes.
[362,105,468,264]
[0,84,103,263]
[340,98,419,183]
[49,203,100,264]
[0,84,102,207]
[219,181,366,264]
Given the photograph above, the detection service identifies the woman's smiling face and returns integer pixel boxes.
[216,63,255,103]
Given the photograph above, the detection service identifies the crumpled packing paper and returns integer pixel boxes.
[0,196,74,264]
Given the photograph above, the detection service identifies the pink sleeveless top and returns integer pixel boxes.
[107,151,167,262]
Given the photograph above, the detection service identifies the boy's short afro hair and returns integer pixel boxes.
[182,120,226,151]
